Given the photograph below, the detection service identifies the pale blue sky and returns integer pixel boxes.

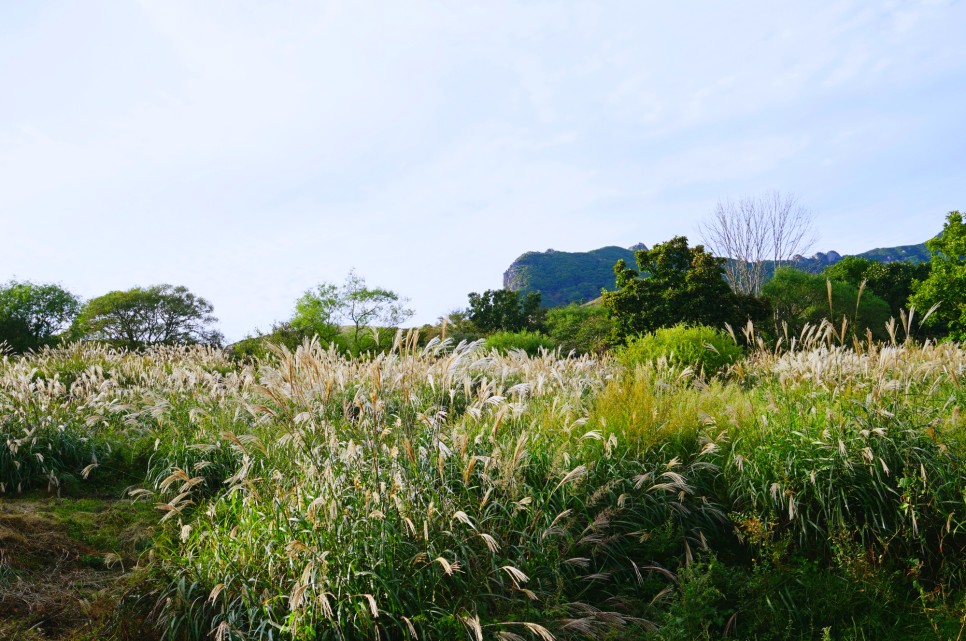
[2,1,964,340]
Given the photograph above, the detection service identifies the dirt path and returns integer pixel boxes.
[0,496,157,640]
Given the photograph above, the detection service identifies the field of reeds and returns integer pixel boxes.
[1,327,965,640]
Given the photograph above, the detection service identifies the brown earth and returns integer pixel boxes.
[0,497,158,641]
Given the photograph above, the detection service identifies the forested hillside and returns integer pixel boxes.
[504,240,930,306]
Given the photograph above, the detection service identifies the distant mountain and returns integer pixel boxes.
[503,244,646,308]
[854,243,932,264]
[503,241,930,307]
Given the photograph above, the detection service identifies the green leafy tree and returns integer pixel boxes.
[823,256,930,319]
[291,269,413,353]
[820,255,872,286]
[601,236,763,342]
[340,270,413,348]
[466,289,543,333]
[763,267,891,341]
[544,303,614,355]
[290,282,344,345]
[910,211,966,340]
[73,284,222,349]
[0,280,81,353]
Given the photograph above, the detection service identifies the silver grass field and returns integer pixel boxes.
[1,328,965,640]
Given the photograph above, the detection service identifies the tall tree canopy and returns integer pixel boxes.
[0,280,80,353]
[823,256,930,319]
[467,289,543,333]
[601,236,763,342]
[73,285,222,349]
[910,210,966,340]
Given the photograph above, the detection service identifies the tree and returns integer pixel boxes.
[910,211,966,340]
[290,269,413,352]
[0,281,81,353]
[698,191,817,295]
[290,282,344,345]
[340,270,413,347]
[762,267,891,341]
[73,285,223,349]
[823,256,930,319]
[601,236,764,342]
[466,289,543,334]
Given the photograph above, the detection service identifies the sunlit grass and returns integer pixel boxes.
[1,330,964,639]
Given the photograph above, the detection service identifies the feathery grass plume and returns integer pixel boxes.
[5,333,966,638]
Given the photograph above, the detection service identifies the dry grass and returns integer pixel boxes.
[1,331,964,639]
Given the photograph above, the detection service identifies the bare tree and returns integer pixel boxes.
[698,191,818,296]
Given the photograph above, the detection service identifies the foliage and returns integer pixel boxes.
[504,237,930,315]
[763,267,891,342]
[72,284,222,349]
[230,323,302,360]
[601,236,765,342]
[467,288,543,333]
[483,329,555,355]
[910,210,966,341]
[291,269,413,354]
[0,316,31,355]
[290,283,343,345]
[823,255,931,319]
[543,303,614,355]
[0,280,80,353]
[618,324,744,378]
[229,321,347,362]
[417,310,484,347]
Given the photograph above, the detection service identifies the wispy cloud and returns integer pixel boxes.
[2,0,964,339]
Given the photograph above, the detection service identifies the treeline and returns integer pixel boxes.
[2,211,964,358]
[0,270,412,358]
[0,283,222,354]
[437,211,962,357]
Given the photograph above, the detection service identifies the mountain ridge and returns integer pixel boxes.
[503,241,931,308]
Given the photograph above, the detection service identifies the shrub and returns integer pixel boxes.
[619,324,743,377]
[763,267,891,342]
[484,330,555,355]
[544,303,614,354]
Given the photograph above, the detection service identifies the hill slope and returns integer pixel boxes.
[504,241,930,307]
[503,244,646,308]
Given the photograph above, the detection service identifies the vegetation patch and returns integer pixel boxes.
[1,328,965,639]
[0,497,157,640]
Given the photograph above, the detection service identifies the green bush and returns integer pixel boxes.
[763,267,892,342]
[484,330,555,355]
[544,303,614,354]
[619,324,743,377]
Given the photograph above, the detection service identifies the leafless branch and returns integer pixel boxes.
[698,191,817,295]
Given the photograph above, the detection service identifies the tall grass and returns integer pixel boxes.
[1,330,964,639]
[152,338,722,639]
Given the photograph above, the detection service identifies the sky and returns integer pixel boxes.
[2,1,965,341]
